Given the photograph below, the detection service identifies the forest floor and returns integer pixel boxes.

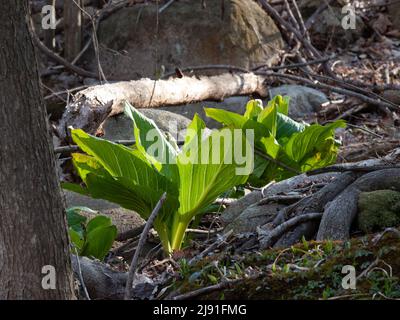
[31,0,400,299]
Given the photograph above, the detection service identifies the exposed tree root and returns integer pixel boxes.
[317,168,400,241]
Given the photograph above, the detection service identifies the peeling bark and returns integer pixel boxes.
[57,73,269,139]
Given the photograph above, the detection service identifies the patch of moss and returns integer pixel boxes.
[171,230,400,299]
[357,190,400,233]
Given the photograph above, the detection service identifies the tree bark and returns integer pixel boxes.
[0,1,75,299]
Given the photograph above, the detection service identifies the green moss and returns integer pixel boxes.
[357,190,400,233]
[171,230,400,299]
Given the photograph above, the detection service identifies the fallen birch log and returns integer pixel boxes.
[57,73,269,140]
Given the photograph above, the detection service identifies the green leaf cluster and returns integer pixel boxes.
[67,207,117,260]
[205,96,346,185]
[63,102,252,254]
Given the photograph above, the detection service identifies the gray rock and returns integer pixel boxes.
[159,96,250,129]
[269,85,329,119]
[64,190,118,211]
[87,0,283,80]
[103,108,192,142]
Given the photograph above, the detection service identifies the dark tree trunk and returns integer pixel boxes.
[0,1,75,299]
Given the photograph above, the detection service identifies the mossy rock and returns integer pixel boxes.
[357,190,400,233]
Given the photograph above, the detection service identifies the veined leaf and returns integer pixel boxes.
[124,102,179,183]
[276,113,306,140]
[244,99,263,119]
[204,108,247,128]
[284,120,346,170]
[81,224,117,260]
[71,129,170,191]
[257,97,278,137]
[182,113,206,149]
[177,128,252,219]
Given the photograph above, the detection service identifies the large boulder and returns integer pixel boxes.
[87,0,283,79]
[269,85,328,119]
[102,108,192,141]
[357,190,400,233]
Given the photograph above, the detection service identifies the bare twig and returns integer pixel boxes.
[172,278,243,300]
[29,19,100,79]
[306,164,400,176]
[258,0,321,59]
[72,250,91,300]
[188,230,233,266]
[290,0,310,41]
[124,192,167,300]
[252,55,335,72]
[255,71,398,111]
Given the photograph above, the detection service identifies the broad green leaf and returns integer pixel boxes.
[242,119,270,143]
[276,113,306,140]
[71,153,111,183]
[69,228,84,250]
[124,102,179,183]
[204,108,247,128]
[66,207,90,233]
[62,182,90,196]
[257,100,278,137]
[244,99,263,119]
[284,120,346,171]
[275,95,290,115]
[71,129,172,193]
[81,225,117,260]
[182,113,206,149]
[86,215,113,234]
[177,128,252,220]
[259,136,280,159]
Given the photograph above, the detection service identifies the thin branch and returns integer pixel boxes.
[162,64,249,79]
[29,19,100,79]
[255,71,398,111]
[172,278,243,300]
[124,192,167,300]
[258,0,321,59]
[306,164,400,176]
[72,250,91,300]
[252,55,335,72]
[188,230,233,266]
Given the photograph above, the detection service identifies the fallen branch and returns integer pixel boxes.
[172,278,243,300]
[58,72,269,139]
[188,230,233,266]
[124,192,167,300]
